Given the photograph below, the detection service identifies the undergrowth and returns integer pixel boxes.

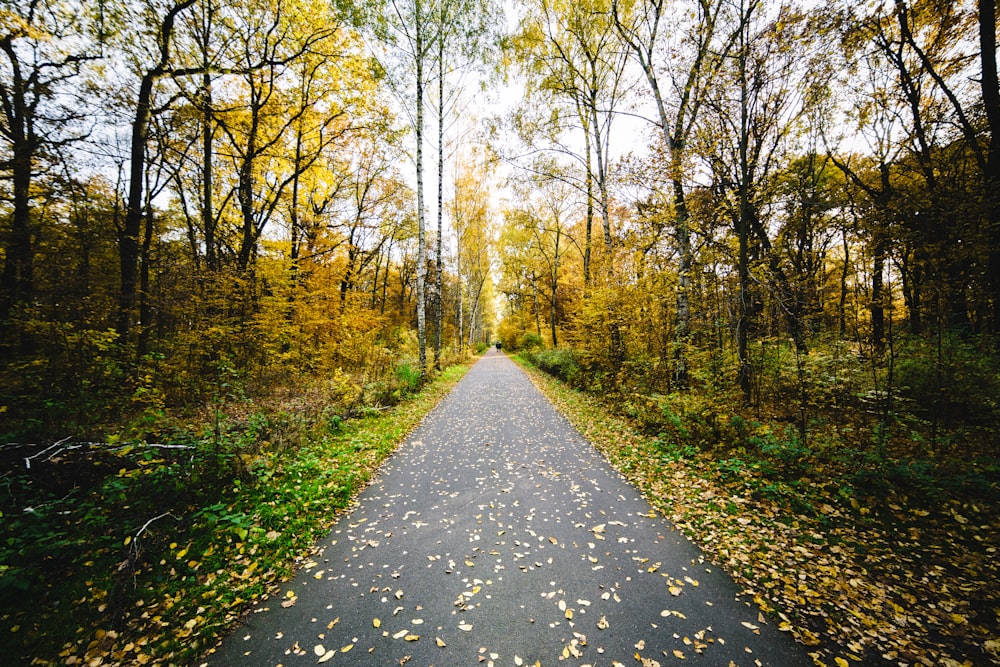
[516,354,1000,667]
[0,364,469,666]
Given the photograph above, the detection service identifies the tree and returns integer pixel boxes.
[508,166,579,347]
[115,0,199,339]
[612,0,732,387]
[0,0,94,347]
[828,0,992,338]
[379,0,442,377]
[214,0,344,272]
[430,0,498,368]
[451,152,496,350]
[698,0,809,402]
[512,0,631,283]
[982,0,1000,331]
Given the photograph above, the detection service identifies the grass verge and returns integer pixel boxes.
[515,355,1000,667]
[0,364,468,667]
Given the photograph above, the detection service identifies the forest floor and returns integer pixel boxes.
[3,352,997,666]
[515,358,1000,667]
[0,366,471,666]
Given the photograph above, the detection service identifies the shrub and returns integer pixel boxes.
[894,333,1000,429]
[518,332,544,351]
[395,362,422,393]
[529,348,580,384]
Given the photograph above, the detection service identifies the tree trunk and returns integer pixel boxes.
[583,127,593,286]
[202,69,217,271]
[980,0,1000,333]
[415,2,428,378]
[236,105,259,271]
[839,228,850,336]
[871,237,886,355]
[119,0,196,338]
[119,71,157,338]
[434,33,445,371]
[673,177,691,387]
[138,204,155,357]
[550,227,561,348]
[1,141,34,332]
[736,9,753,404]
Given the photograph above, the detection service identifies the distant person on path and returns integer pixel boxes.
[495,341,502,351]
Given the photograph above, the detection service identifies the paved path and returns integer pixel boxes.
[204,351,811,666]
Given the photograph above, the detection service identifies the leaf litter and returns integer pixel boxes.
[166,355,825,666]
[522,360,1000,667]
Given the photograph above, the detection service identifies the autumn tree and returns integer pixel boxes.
[612,0,733,387]
[512,0,631,283]
[696,0,810,402]
[212,0,344,272]
[450,152,496,350]
[377,0,441,377]
[0,0,95,350]
[429,0,499,368]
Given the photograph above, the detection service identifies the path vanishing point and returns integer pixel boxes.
[203,350,813,666]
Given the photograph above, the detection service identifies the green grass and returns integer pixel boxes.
[0,364,468,667]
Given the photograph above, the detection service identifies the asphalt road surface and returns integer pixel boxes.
[203,350,812,666]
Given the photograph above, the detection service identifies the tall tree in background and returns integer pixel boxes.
[430,0,498,368]
[982,0,1000,332]
[381,0,442,377]
[0,0,94,348]
[116,0,199,339]
[513,0,630,283]
[511,167,578,347]
[698,0,808,402]
[216,0,342,272]
[613,0,731,388]
[451,154,495,349]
